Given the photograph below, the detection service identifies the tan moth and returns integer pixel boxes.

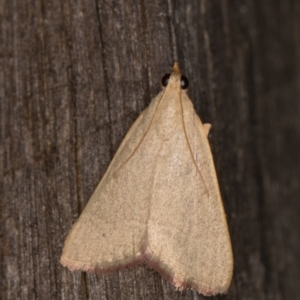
[61,63,233,296]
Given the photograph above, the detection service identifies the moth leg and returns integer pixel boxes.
[203,123,211,137]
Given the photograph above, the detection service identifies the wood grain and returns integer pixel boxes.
[1,0,300,299]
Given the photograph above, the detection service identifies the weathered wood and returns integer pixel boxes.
[1,0,300,299]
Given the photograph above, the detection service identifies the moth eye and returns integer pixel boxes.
[180,75,189,89]
[162,74,170,87]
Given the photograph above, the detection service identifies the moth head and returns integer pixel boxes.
[161,62,189,90]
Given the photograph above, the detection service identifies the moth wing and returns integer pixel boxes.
[60,91,166,273]
[146,93,233,295]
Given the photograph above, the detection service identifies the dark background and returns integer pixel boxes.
[1,0,300,299]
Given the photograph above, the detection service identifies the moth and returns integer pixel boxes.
[61,63,233,296]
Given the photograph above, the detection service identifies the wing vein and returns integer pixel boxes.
[179,93,209,195]
[113,88,168,175]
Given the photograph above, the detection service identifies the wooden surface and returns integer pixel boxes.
[1,0,300,299]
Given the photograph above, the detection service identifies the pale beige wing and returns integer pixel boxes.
[60,91,166,273]
[146,92,233,295]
